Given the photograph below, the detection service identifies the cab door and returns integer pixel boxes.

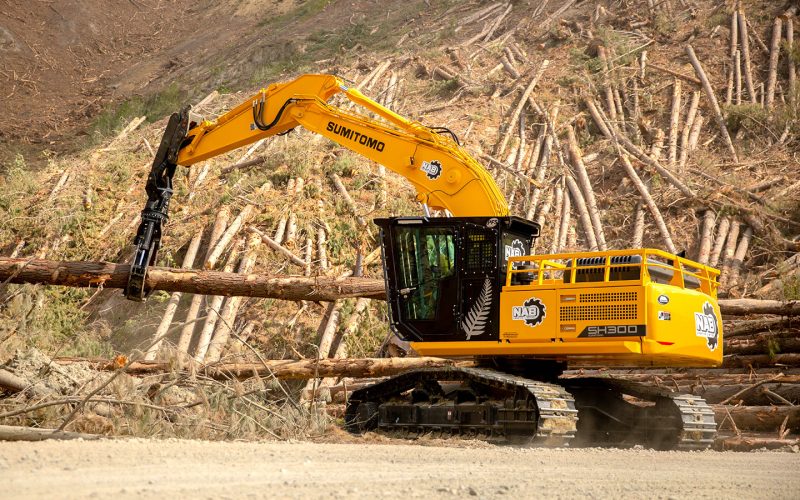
[390,223,459,340]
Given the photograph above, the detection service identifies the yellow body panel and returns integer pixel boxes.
[412,249,723,368]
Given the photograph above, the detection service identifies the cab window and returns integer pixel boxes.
[394,227,456,320]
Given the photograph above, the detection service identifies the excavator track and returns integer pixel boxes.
[344,367,578,446]
[345,369,716,450]
[562,377,717,450]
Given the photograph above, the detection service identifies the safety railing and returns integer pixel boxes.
[505,248,720,298]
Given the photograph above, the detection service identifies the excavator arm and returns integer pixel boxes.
[126,74,507,300]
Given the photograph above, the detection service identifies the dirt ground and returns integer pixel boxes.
[1,439,799,499]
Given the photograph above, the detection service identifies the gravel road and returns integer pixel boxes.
[2,438,798,499]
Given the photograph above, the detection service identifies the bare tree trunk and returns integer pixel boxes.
[584,98,696,198]
[317,226,329,271]
[534,188,554,249]
[632,202,646,248]
[685,45,738,162]
[564,176,598,251]
[205,205,255,269]
[204,233,262,363]
[331,173,366,226]
[177,210,230,354]
[284,213,298,250]
[548,182,564,254]
[766,17,783,109]
[667,79,682,166]
[726,10,739,105]
[526,103,560,220]
[738,9,758,104]
[144,230,204,360]
[734,49,742,105]
[719,298,800,316]
[304,236,313,277]
[494,59,550,156]
[618,154,676,253]
[194,239,244,362]
[714,405,799,432]
[720,221,741,287]
[709,216,731,268]
[686,113,705,153]
[788,17,796,108]
[565,126,606,249]
[0,425,103,442]
[696,209,716,264]
[274,216,288,244]
[57,357,456,381]
[678,91,701,169]
[727,226,753,291]
[248,226,306,267]
[557,184,571,252]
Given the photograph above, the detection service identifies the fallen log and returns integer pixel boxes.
[718,299,800,316]
[0,257,387,302]
[0,425,103,442]
[724,353,800,368]
[562,372,800,385]
[713,405,800,432]
[0,368,30,394]
[53,357,456,381]
[716,434,800,451]
[700,382,800,405]
[724,337,800,356]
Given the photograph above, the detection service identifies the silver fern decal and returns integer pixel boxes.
[462,278,492,340]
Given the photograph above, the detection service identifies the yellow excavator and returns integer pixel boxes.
[127,74,722,448]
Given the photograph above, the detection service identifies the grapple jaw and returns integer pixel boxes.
[125,106,192,301]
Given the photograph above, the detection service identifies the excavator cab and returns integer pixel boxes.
[375,216,540,343]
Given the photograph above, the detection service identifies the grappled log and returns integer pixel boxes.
[4,259,799,315]
[54,356,456,381]
[0,258,387,302]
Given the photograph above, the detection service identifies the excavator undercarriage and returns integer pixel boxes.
[344,367,717,450]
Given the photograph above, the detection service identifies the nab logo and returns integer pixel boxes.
[512,297,545,328]
[504,239,526,260]
[420,160,442,180]
[694,301,719,351]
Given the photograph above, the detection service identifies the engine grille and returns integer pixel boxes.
[561,291,639,321]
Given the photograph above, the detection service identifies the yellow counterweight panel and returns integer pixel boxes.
[642,283,723,366]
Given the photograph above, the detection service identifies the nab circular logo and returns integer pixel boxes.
[657,295,670,305]
[512,297,546,328]
[420,160,442,180]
